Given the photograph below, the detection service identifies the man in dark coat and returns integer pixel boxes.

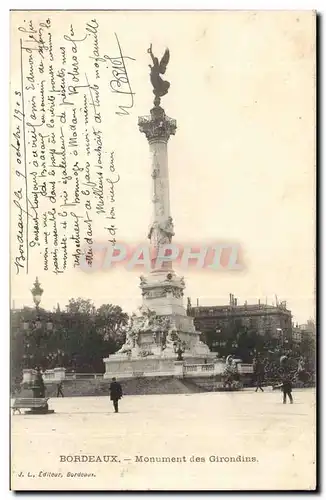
[33,368,46,398]
[56,381,64,397]
[254,358,265,392]
[109,378,123,413]
[281,373,293,404]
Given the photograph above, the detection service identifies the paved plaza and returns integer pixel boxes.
[11,388,316,491]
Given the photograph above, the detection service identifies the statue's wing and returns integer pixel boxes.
[159,48,170,73]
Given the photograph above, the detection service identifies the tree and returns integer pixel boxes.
[10,307,58,386]
[96,304,128,340]
[300,332,316,371]
[66,298,95,314]
[10,299,130,382]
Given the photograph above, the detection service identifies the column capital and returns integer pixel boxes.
[138,106,177,143]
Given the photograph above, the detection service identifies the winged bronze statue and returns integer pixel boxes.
[148,44,170,105]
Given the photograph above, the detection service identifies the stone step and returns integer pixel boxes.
[14,377,211,397]
[13,375,256,398]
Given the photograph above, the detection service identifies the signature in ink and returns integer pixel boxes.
[107,33,135,116]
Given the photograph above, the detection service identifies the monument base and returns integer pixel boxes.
[103,352,218,380]
[103,263,217,380]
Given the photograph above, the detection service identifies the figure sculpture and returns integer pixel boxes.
[139,275,147,285]
[160,216,175,243]
[297,356,305,373]
[223,355,239,389]
[148,217,175,246]
[116,328,136,353]
[148,44,170,106]
[116,316,139,353]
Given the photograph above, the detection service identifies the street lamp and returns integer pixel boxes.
[31,277,44,308]
[23,278,54,394]
[15,278,58,414]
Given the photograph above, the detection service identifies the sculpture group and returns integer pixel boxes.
[117,307,186,358]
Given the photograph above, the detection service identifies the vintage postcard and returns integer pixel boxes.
[10,10,316,491]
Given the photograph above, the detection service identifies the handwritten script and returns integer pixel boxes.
[11,16,135,275]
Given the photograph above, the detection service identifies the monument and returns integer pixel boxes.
[103,45,215,379]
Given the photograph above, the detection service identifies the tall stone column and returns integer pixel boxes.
[138,105,185,316]
[138,106,177,270]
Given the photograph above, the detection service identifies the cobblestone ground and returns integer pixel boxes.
[11,388,316,491]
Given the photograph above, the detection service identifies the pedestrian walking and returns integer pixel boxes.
[56,381,64,397]
[254,358,264,392]
[255,374,264,392]
[280,373,293,404]
[34,367,45,398]
[109,377,123,413]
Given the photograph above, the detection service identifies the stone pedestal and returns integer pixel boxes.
[139,269,213,356]
[104,356,178,379]
[54,367,66,381]
[214,360,225,375]
[174,361,184,378]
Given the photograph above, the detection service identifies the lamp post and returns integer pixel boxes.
[23,278,53,399]
[31,276,43,309]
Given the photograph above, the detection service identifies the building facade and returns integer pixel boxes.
[187,294,293,354]
[292,325,303,345]
[298,320,316,369]
[291,320,316,347]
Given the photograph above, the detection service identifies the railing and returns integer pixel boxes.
[64,373,104,380]
[184,364,215,374]
[42,363,253,382]
[202,364,215,372]
[237,364,254,374]
[43,370,56,380]
[184,365,198,372]
[183,362,253,378]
